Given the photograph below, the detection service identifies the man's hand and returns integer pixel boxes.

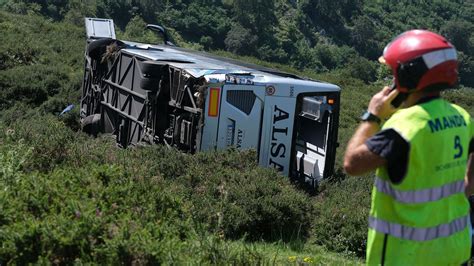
[343,86,399,176]
[368,86,400,120]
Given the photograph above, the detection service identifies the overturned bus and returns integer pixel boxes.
[80,18,341,188]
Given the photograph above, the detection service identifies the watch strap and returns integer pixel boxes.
[361,111,381,124]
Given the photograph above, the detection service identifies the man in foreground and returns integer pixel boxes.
[344,30,474,265]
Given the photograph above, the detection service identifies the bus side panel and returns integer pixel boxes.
[259,96,296,176]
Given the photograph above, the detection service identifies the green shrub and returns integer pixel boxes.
[0,102,37,125]
[442,86,474,114]
[0,162,192,264]
[0,136,32,188]
[0,128,324,264]
[0,11,83,113]
[171,150,313,242]
[122,16,162,44]
[5,114,82,172]
[2,113,314,244]
[81,145,314,243]
[343,56,378,84]
[312,176,372,257]
[312,44,358,72]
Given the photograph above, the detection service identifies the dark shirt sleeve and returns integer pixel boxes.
[365,129,410,184]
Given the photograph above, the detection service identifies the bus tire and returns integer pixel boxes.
[140,77,160,91]
[140,61,166,77]
[82,114,101,136]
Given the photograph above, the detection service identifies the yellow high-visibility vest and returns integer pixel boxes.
[367,98,472,265]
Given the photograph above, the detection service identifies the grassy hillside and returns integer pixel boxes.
[0,5,473,265]
[2,0,473,87]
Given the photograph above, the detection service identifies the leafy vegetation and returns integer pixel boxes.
[0,111,360,264]
[2,0,473,87]
[0,0,473,264]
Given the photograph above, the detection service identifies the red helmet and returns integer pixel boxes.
[379,30,458,93]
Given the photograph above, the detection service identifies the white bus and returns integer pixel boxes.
[81,18,341,188]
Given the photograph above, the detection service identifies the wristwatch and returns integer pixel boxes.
[361,111,381,124]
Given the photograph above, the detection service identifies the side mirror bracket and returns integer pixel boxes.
[146,24,175,46]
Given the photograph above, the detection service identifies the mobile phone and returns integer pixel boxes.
[390,83,408,108]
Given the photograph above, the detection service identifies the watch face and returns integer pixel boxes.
[360,112,370,121]
[361,112,370,120]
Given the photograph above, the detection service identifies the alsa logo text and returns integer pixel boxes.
[269,105,289,171]
[236,129,243,148]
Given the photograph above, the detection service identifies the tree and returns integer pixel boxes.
[345,56,378,84]
[458,52,474,87]
[298,0,361,44]
[232,0,276,37]
[65,0,98,25]
[122,15,161,44]
[224,23,257,55]
[351,15,384,60]
[441,20,473,55]
[168,2,230,49]
[98,0,133,30]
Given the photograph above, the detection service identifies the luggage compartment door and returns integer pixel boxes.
[216,85,265,150]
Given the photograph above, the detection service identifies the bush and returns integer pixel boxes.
[122,16,162,44]
[0,11,83,112]
[2,113,314,244]
[4,114,83,172]
[79,145,314,242]
[312,176,372,257]
[442,86,474,111]
[0,160,194,264]
[343,56,378,84]
[314,44,358,70]
[0,63,74,110]
[225,23,258,55]
[171,150,313,242]
[0,117,318,264]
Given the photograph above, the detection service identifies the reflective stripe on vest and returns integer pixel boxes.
[369,215,469,242]
[375,177,465,204]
